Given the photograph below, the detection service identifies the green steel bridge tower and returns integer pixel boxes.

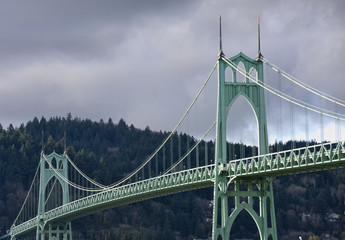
[212,16,276,239]
[212,50,276,239]
[37,153,72,240]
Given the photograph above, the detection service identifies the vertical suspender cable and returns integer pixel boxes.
[320,98,324,142]
[338,118,341,142]
[73,167,77,201]
[82,173,85,197]
[278,71,283,151]
[141,165,144,180]
[336,105,340,142]
[321,113,324,142]
[204,70,208,167]
[28,186,31,219]
[33,178,36,218]
[290,101,295,149]
[178,133,182,170]
[187,136,191,169]
[205,141,208,165]
[305,107,309,147]
[291,77,295,149]
[155,154,158,176]
[335,115,338,142]
[240,133,244,158]
[26,190,29,221]
[170,136,173,169]
[196,144,199,167]
[85,178,88,197]
[252,108,256,157]
[163,144,166,172]
[78,169,81,199]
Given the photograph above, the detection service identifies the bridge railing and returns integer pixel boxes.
[41,164,216,224]
[10,217,38,237]
[9,164,215,237]
[9,142,345,238]
[225,142,345,177]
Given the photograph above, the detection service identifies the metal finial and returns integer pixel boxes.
[64,130,66,153]
[219,14,222,52]
[41,131,44,152]
[218,14,224,59]
[256,16,263,61]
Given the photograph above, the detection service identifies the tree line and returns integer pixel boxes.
[0,115,345,239]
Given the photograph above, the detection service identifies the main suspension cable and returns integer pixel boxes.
[42,154,104,192]
[12,162,40,227]
[162,121,216,175]
[263,58,345,107]
[222,57,345,121]
[41,62,218,191]
[102,62,218,188]
[64,154,107,189]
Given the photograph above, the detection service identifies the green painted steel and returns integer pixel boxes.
[4,50,345,240]
[10,164,216,238]
[36,152,72,240]
[8,141,345,239]
[227,141,345,178]
[0,234,9,240]
[212,52,277,240]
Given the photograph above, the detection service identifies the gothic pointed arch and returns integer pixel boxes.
[227,207,262,239]
[213,51,277,240]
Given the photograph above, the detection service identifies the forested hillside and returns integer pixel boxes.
[0,116,345,240]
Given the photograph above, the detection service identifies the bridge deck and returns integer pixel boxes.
[9,142,345,238]
[10,165,215,237]
[225,142,345,178]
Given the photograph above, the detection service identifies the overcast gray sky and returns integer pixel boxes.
[0,0,344,143]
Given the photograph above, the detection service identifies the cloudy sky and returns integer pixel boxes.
[0,0,344,143]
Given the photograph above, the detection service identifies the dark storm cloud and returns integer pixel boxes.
[0,1,198,65]
[0,0,344,144]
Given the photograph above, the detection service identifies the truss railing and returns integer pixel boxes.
[9,142,345,238]
[10,164,215,237]
[224,141,345,178]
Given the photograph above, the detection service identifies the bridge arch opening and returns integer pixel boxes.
[52,157,57,169]
[266,195,273,228]
[226,95,258,160]
[229,209,260,240]
[58,160,64,169]
[217,196,222,228]
[45,176,63,212]
[236,61,246,83]
[249,67,258,82]
[225,64,233,82]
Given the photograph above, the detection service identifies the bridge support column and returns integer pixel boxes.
[36,152,72,240]
[212,52,277,239]
[37,223,72,240]
[213,177,277,240]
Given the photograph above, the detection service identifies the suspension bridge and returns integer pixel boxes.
[1,18,345,240]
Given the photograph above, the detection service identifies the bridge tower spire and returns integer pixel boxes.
[212,20,277,240]
[256,16,263,61]
[37,152,72,240]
